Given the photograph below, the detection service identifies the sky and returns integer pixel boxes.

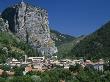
[0,0,110,36]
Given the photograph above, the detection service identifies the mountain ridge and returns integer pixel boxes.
[50,29,75,46]
[69,21,110,60]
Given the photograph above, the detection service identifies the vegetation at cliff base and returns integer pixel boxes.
[0,32,38,63]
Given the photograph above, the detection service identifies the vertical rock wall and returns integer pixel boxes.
[2,2,58,56]
[0,17,9,32]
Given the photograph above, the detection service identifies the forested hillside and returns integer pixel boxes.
[55,35,85,59]
[70,21,110,60]
[0,32,38,63]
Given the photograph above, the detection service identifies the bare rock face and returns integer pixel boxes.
[0,17,9,32]
[2,2,58,56]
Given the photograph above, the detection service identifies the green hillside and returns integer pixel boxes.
[50,29,75,46]
[55,35,85,59]
[70,21,110,60]
[0,32,38,63]
[50,29,77,58]
[55,41,74,59]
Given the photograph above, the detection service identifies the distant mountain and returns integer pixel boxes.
[56,35,85,59]
[50,29,85,59]
[50,29,77,58]
[50,29,75,46]
[70,21,110,60]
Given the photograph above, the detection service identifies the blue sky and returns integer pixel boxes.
[0,0,110,36]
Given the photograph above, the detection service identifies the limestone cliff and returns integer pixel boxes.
[1,2,57,56]
[0,17,9,32]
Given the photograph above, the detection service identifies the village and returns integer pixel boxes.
[0,55,104,76]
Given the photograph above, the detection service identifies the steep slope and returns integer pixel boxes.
[0,32,38,63]
[0,17,37,63]
[1,2,57,56]
[70,21,110,60]
[56,35,85,59]
[0,17,9,32]
[50,29,76,58]
[50,29,75,46]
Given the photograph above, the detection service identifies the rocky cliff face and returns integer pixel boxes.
[0,17,9,32]
[1,2,57,56]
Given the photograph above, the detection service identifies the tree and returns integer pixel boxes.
[14,67,23,76]
[1,64,11,71]
[69,64,82,73]
[1,71,8,78]
[0,77,6,82]
[11,76,33,82]
[26,71,38,76]
[31,75,41,82]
